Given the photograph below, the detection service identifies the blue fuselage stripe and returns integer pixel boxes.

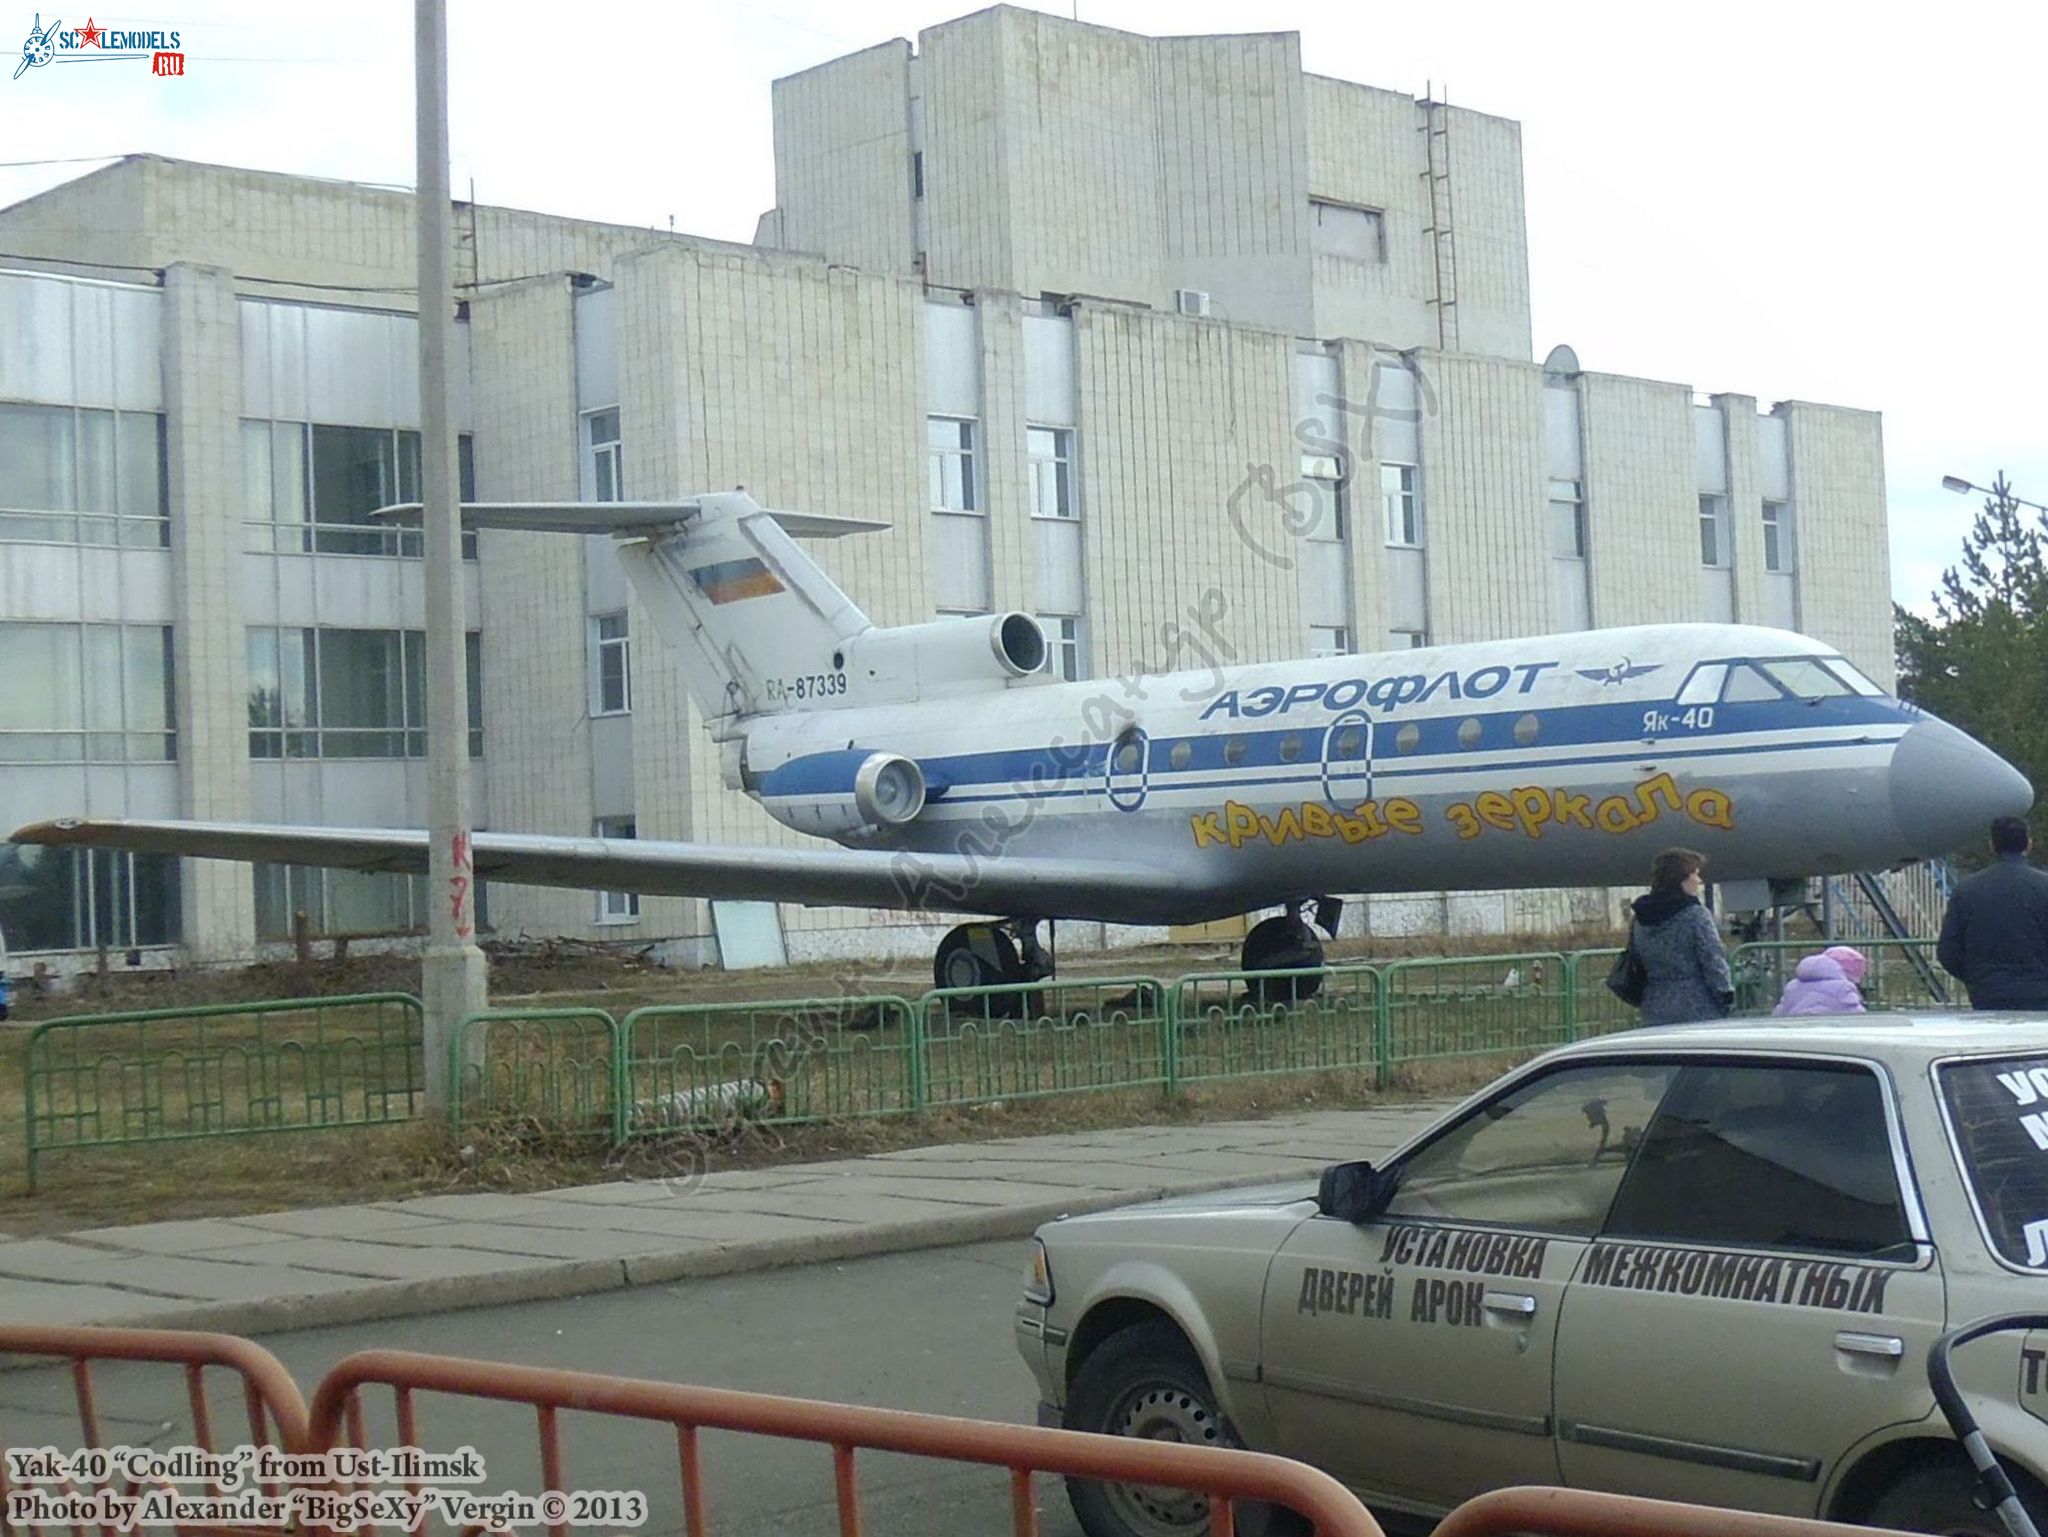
[757,694,1913,806]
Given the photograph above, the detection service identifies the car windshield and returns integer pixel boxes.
[1938,1053,2048,1269]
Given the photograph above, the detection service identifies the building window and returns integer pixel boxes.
[1309,624,1351,657]
[0,404,167,548]
[0,622,175,763]
[1762,499,1793,573]
[242,421,477,558]
[584,408,622,502]
[1699,494,1730,569]
[1387,628,1428,649]
[595,816,639,924]
[0,843,180,953]
[1308,198,1386,264]
[1040,615,1083,681]
[912,151,924,200]
[254,864,431,941]
[1028,426,1075,519]
[1303,454,1345,542]
[593,611,631,715]
[1548,479,1587,559]
[1382,462,1421,547]
[928,416,978,513]
[246,626,482,759]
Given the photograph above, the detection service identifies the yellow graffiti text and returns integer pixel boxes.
[1191,797,1427,850]
[1445,773,1737,842]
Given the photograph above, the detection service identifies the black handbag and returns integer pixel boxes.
[1605,923,1648,1008]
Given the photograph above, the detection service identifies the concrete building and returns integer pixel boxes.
[0,7,1889,970]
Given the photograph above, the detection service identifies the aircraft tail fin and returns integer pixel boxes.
[378,492,879,732]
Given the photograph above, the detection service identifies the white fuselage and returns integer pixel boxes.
[735,623,2020,926]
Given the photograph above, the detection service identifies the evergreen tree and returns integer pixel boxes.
[1894,473,2048,860]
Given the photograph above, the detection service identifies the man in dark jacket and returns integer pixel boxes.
[1937,816,2048,1009]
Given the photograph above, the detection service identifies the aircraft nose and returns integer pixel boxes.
[1889,717,2034,853]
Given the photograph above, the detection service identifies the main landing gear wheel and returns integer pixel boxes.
[1063,1320,1309,1537]
[1240,914,1324,1005]
[934,920,1053,1017]
[935,923,1022,991]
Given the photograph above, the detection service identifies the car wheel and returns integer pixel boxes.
[1866,1453,2048,1537]
[1064,1320,1309,1537]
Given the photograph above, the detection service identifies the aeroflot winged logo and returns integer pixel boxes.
[1577,658,1661,686]
[14,13,185,78]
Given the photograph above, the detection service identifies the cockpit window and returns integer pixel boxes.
[1721,664,1782,703]
[1824,657,1886,697]
[1676,664,1727,707]
[1761,658,1854,700]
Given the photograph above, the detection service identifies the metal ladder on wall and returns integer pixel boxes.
[1419,85,1461,352]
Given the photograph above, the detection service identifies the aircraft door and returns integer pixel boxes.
[1106,726,1149,812]
[1320,710,1373,804]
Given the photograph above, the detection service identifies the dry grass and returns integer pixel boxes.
[0,927,1630,1238]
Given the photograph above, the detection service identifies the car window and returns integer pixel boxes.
[1938,1054,2048,1270]
[1384,1061,1680,1237]
[1603,1062,1912,1258]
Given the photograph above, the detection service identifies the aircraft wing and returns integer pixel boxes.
[9,818,1167,918]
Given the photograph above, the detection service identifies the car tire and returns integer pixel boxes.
[1866,1452,2048,1537]
[1064,1319,1310,1537]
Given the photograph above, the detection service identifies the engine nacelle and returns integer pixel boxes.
[841,612,1047,699]
[754,749,927,839]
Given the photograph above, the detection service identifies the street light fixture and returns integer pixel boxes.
[1941,472,2048,516]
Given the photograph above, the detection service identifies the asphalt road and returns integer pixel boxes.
[2,1238,1093,1537]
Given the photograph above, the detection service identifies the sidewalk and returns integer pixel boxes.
[0,1104,1446,1339]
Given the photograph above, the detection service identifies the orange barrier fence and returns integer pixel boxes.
[3,1328,1932,1537]
[0,1324,309,1537]
[304,1347,1382,1537]
[1435,1488,1875,1537]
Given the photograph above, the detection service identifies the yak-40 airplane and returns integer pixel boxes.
[11,491,2034,996]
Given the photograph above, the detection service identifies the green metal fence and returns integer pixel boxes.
[618,994,918,1138]
[1568,948,1639,1039]
[1171,964,1385,1088]
[24,993,423,1189]
[449,1008,621,1137]
[1729,937,1959,1014]
[16,933,1968,1179]
[1381,952,1573,1070]
[919,976,1171,1109]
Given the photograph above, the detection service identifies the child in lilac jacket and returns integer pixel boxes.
[1772,945,1868,1015]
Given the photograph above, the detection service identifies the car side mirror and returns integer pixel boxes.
[1316,1160,1401,1224]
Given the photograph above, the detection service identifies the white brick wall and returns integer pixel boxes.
[1783,400,1892,686]
[1581,372,1700,627]
[163,262,254,958]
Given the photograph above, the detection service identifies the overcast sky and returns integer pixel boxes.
[4,1,2042,615]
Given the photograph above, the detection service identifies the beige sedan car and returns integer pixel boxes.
[1016,1018,2048,1537]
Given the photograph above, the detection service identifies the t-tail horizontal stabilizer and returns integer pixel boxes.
[371,500,890,539]
[377,490,883,729]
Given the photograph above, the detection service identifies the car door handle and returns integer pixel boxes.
[1834,1331,1904,1359]
[1482,1291,1538,1317]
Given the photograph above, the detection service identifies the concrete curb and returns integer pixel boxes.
[0,1170,1305,1358]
